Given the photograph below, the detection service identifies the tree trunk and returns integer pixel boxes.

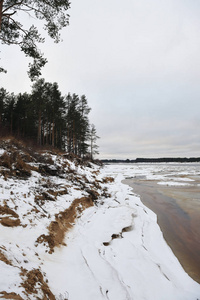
[37,110,41,145]
[42,122,45,145]
[0,1,3,31]
[17,120,20,136]
[67,129,70,152]
[10,112,13,135]
[55,128,58,148]
[59,128,62,150]
[52,120,55,147]
[91,138,93,160]
[48,122,51,145]
[73,121,75,154]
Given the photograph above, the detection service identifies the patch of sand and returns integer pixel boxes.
[36,196,94,253]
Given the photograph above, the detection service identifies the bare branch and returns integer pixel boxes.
[21,4,45,17]
[8,16,28,36]
[0,0,3,31]
[3,11,16,17]
[2,1,24,14]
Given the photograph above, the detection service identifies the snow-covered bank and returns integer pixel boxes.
[0,144,200,300]
[42,164,200,299]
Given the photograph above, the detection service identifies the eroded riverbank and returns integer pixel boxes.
[123,177,200,283]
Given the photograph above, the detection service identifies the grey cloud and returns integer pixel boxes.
[1,0,200,159]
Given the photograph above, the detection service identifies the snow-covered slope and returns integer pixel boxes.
[0,140,199,299]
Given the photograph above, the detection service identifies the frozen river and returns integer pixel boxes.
[122,163,200,283]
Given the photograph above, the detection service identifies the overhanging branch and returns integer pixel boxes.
[2,0,24,14]
[3,11,16,18]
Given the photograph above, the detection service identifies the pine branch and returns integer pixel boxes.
[2,0,24,14]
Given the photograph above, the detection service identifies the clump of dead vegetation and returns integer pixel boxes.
[36,197,93,253]
[0,152,32,179]
[0,138,58,180]
[0,291,23,300]
[102,176,115,183]
[0,205,21,227]
[36,196,93,253]
[0,248,12,266]
[20,268,55,300]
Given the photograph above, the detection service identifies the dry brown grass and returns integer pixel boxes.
[1,217,20,227]
[20,268,55,300]
[36,197,94,253]
[0,291,23,299]
[102,176,115,183]
[0,151,32,179]
[0,153,12,169]
[0,249,12,266]
[0,205,21,227]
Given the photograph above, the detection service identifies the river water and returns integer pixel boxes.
[123,163,200,284]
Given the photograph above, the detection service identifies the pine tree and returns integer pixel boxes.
[0,87,7,127]
[31,78,47,145]
[65,93,92,157]
[0,0,70,80]
[3,92,15,135]
[89,124,100,160]
[14,93,34,138]
[0,79,99,158]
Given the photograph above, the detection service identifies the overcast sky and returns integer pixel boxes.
[1,0,200,159]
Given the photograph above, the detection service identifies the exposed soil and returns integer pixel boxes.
[0,151,32,179]
[21,268,55,300]
[0,205,19,218]
[36,196,94,253]
[0,249,12,266]
[1,217,21,227]
[0,292,23,299]
[0,205,21,227]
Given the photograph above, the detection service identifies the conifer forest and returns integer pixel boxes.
[0,78,99,158]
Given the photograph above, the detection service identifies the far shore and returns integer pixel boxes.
[123,178,200,284]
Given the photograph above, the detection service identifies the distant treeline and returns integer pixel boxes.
[102,157,200,163]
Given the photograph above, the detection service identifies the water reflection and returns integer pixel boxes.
[124,163,200,284]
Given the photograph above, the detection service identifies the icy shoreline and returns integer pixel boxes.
[43,163,200,299]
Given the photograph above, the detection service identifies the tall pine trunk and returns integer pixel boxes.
[48,122,51,145]
[52,120,55,147]
[73,121,75,154]
[37,110,42,145]
[42,122,45,145]
[0,1,3,30]
[10,111,13,135]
